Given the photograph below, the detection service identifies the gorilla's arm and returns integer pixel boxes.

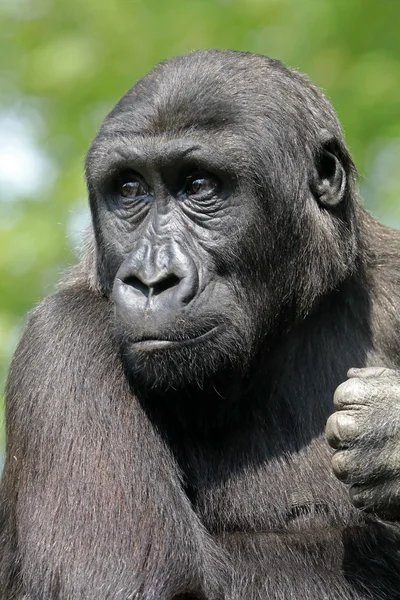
[327,367,400,519]
[0,285,222,599]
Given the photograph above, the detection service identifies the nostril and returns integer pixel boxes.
[121,273,181,298]
[123,276,151,298]
[152,274,181,296]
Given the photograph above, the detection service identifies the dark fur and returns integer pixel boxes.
[1,50,400,599]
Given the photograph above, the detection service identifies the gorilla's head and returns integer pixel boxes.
[85,50,360,390]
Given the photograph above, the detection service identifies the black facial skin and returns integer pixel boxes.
[108,158,257,391]
[2,50,400,599]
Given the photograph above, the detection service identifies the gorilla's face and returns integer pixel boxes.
[85,51,357,390]
[87,132,263,389]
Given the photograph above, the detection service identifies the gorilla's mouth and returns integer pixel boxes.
[132,326,222,351]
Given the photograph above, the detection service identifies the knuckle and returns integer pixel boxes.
[360,367,397,379]
[349,485,369,509]
[333,378,364,409]
[331,451,350,481]
[336,411,358,438]
[326,412,358,448]
[326,413,340,448]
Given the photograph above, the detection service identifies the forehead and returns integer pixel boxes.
[99,51,301,144]
[88,57,267,172]
[95,56,327,143]
[100,81,243,141]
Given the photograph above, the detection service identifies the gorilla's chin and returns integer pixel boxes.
[117,324,249,392]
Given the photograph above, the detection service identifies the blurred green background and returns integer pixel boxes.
[1,0,400,453]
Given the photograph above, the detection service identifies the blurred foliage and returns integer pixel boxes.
[1,0,400,451]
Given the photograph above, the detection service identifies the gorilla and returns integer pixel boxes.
[1,49,400,600]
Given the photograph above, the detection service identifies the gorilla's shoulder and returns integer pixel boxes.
[370,221,400,267]
[15,283,111,370]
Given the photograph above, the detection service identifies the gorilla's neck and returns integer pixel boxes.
[135,366,250,440]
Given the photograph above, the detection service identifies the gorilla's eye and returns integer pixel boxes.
[185,174,219,200]
[119,176,149,200]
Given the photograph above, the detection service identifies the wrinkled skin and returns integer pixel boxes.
[327,368,400,518]
[2,50,400,600]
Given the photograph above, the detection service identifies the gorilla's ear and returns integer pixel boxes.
[313,140,346,207]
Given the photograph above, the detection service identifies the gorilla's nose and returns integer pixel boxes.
[113,241,199,316]
[122,271,182,301]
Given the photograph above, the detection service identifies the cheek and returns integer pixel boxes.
[94,212,142,293]
[95,235,126,295]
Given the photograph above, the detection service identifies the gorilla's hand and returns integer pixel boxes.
[326,367,400,519]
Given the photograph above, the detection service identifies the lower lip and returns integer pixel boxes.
[132,326,220,351]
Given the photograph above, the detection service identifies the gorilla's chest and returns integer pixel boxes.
[183,433,348,534]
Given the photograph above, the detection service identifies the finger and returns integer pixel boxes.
[333,378,367,410]
[349,483,377,510]
[347,367,393,379]
[331,450,370,484]
[349,481,400,518]
[331,448,380,484]
[331,450,352,482]
[326,411,359,449]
